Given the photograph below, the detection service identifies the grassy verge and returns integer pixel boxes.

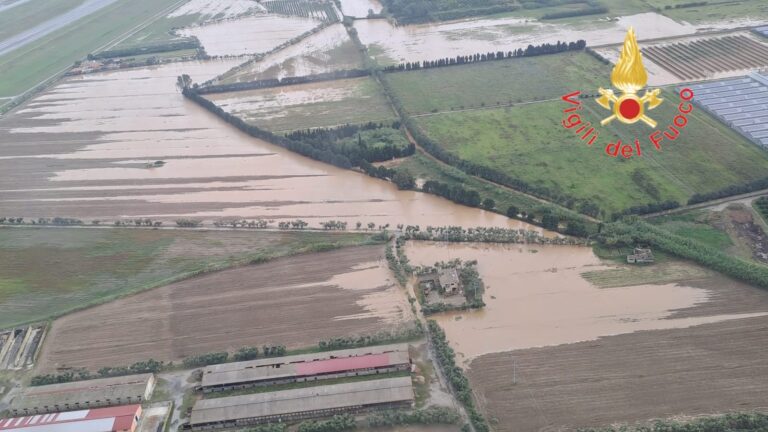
[0,227,379,329]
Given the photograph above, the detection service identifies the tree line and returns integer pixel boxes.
[318,324,423,351]
[598,217,768,290]
[688,176,768,205]
[427,320,490,432]
[89,39,201,60]
[612,200,680,219]
[383,40,587,72]
[196,69,369,95]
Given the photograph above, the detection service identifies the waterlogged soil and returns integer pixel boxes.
[403,241,768,431]
[206,76,395,132]
[219,23,362,83]
[0,61,541,230]
[37,245,414,371]
[355,12,698,64]
[338,0,382,18]
[404,241,768,362]
[178,14,320,57]
[168,0,266,20]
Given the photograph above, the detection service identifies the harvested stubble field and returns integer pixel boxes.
[37,244,414,371]
[466,272,768,431]
[0,227,376,329]
[205,76,396,132]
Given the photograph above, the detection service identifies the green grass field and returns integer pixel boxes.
[384,52,607,115]
[648,0,768,24]
[0,0,82,43]
[649,211,734,250]
[411,84,768,216]
[0,0,184,100]
[112,13,199,50]
[0,227,377,329]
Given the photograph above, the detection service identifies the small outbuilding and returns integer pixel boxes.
[438,268,460,295]
[627,247,654,264]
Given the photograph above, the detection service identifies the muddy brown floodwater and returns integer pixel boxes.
[0,60,541,230]
[404,241,768,363]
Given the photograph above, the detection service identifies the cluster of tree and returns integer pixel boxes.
[197,69,368,95]
[598,217,768,289]
[0,217,24,224]
[278,220,309,229]
[386,243,408,287]
[233,346,259,361]
[376,71,602,222]
[262,345,287,357]
[379,0,517,24]
[368,406,460,426]
[175,219,202,227]
[320,220,348,230]
[114,218,162,227]
[31,359,164,386]
[213,219,268,228]
[383,40,586,72]
[89,39,200,60]
[459,263,485,305]
[401,224,585,245]
[284,121,413,165]
[688,176,768,205]
[577,412,768,432]
[182,351,229,368]
[318,324,423,351]
[612,200,680,219]
[244,424,287,432]
[422,180,482,208]
[540,5,607,19]
[427,320,489,432]
[297,415,356,432]
[25,217,84,226]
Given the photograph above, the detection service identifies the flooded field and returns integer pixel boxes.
[168,0,266,20]
[0,60,534,229]
[179,14,320,57]
[37,245,415,371]
[405,240,768,431]
[338,0,382,18]
[405,241,768,362]
[219,23,362,83]
[206,76,395,131]
[355,12,700,64]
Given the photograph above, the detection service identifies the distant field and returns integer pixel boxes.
[0,0,184,100]
[384,52,607,114]
[0,227,376,329]
[37,245,414,371]
[206,76,396,132]
[0,0,81,43]
[412,88,768,216]
[648,0,768,24]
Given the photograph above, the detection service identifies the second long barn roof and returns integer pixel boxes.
[191,377,414,425]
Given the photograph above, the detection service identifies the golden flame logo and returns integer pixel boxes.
[596,27,662,127]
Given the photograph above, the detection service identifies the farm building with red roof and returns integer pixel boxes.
[0,404,141,432]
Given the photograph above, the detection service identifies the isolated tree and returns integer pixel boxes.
[506,205,519,219]
[482,198,495,210]
[393,169,415,190]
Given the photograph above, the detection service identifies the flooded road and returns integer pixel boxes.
[0,60,541,229]
[354,13,698,63]
[405,241,768,363]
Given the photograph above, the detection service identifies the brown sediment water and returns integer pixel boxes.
[404,241,768,364]
[168,0,266,20]
[354,12,698,63]
[220,23,359,83]
[178,14,321,57]
[0,59,545,229]
[338,0,383,18]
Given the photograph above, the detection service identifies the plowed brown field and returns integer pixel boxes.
[37,245,414,371]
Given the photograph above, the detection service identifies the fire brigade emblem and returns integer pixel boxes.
[596,27,663,128]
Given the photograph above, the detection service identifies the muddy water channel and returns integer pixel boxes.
[0,60,539,229]
[405,241,768,364]
[355,13,699,64]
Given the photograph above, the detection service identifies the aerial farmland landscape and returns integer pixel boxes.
[1,0,768,431]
